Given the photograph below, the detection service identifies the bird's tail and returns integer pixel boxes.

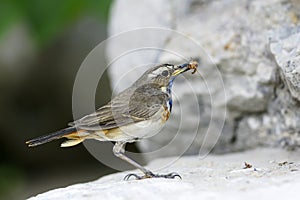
[26,127,77,147]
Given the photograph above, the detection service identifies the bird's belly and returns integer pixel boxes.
[121,119,164,139]
[94,107,169,142]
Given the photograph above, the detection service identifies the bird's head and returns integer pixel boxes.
[134,61,198,89]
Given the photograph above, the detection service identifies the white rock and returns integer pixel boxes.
[28,148,300,200]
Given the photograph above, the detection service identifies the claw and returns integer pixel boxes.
[124,171,181,180]
[163,172,182,179]
[124,173,141,180]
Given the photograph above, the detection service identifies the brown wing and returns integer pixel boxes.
[69,84,169,130]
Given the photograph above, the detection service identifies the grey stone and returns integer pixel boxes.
[267,26,300,150]
[270,27,300,101]
[107,0,300,158]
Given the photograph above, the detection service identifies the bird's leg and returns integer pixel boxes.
[113,142,181,180]
[113,141,150,174]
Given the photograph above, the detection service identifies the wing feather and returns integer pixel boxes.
[69,84,169,130]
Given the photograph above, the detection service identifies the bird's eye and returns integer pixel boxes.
[161,70,169,77]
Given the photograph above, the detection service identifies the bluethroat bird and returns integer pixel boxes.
[26,61,198,180]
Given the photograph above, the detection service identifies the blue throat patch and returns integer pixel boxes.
[166,78,175,112]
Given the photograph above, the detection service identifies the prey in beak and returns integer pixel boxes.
[172,60,198,77]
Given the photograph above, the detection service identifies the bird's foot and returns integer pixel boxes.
[124,171,181,180]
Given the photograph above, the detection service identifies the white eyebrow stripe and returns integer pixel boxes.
[153,66,172,74]
[147,65,173,78]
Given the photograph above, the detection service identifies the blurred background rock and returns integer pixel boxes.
[107,0,300,160]
[0,1,115,199]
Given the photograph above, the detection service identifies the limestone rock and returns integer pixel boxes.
[268,27,300,149]
[270,27,300,101]
[27,148,300,200]
[107,0,300,158]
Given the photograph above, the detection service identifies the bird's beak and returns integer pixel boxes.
[171,61,198,77]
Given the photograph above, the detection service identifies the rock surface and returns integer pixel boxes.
[268,27,300,150]
[27,148,300,200]
[107,0,300,158]
[271,27,300,101]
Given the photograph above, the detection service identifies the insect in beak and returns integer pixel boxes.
[172,61,198,76]
[188,61,198,74]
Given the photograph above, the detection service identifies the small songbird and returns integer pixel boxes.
[26,60,198,180]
